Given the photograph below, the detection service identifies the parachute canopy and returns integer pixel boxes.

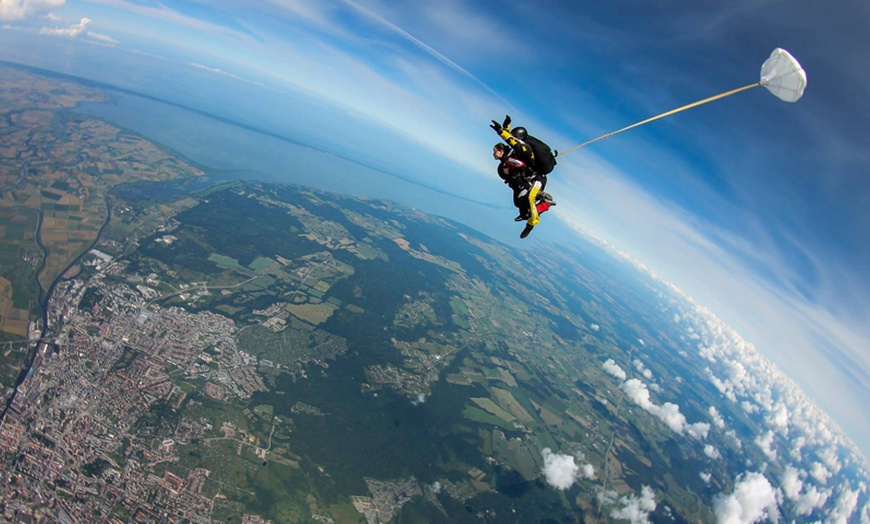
[555,47,808,156]
[760,48,807,103]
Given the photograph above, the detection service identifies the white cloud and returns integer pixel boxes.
[620,378,709,438]
[705,368,738,402]
[704,444,721,460]
[603,358,627,381]
[633,358,653,380]
[609,485,657,524]
[789,435,806,461]
[685,419,711,440]
[826,486,859,523]
[816,445,842,474]
[779,467,831,516]
[87,31,117,44]
[660,280,866,479]
[0,0,63,21]
[754,430,777,461]
[810,461,831,484]
[740,400,759,414]
[701,471,712,484]
[712,472,780,524]
[39,17,89,37]
[725,429,743,449]
[795,485,830,516]
[709,406,726,428]
[541,448,580,490]
[781,466,802,500]
[764,403,789,435]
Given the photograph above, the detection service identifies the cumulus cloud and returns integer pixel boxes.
[810,461,831,484]
[712,472,780,524]
[685,420,710,439]
[709,406,726,428]
[603,359,627,381]
[657,284,866,520]
[795,485,831,516]
[0,0,64,21]
[816,446,842,475]
[705,368,738,402]
[767,403,789,430]
[633,358,653,380]
[827,486,859,523]
[725,429,743,449]
[781,466,803,500]
[541,448,580,490]
[788,436,807,462]
[701,471,712,484]
[620,378,709,438]
[740,400,760,414]
[754,430,777,461]
[704,444,721,460]
[609,485,657,524]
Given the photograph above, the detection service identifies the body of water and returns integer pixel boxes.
[72,90,522,245]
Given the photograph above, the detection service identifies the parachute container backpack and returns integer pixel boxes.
[525,135,557,175]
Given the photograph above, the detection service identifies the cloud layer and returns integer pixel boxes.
[0,0,63,21]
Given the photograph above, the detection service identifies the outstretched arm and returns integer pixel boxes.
[491,115,534,164]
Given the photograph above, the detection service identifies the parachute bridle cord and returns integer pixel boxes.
[557,48,806,156]
[557,83,761,156]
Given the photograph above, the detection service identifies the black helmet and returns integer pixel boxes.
[511,127,528,140]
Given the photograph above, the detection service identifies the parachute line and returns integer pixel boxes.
[558,83,761,156]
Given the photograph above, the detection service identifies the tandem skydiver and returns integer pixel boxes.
[490,115,558,238]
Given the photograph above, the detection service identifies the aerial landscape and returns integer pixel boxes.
[2,1,870,523]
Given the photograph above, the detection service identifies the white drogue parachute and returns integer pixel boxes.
[558,48,807,155]
[760,47,807,102]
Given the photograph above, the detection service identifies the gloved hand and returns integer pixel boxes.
[502,115,511,128]
[490,120,502,133]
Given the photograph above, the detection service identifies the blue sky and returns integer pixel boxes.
[2,0,869,462]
